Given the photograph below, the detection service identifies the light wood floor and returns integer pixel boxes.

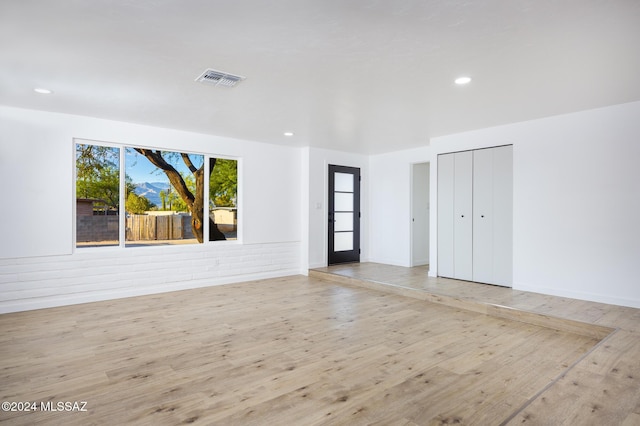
[0,264,638,425]
[313,263,640,425]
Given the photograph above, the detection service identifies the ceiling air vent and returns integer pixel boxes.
[195,68,245,87]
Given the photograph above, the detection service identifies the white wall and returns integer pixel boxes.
[430,101,640,308]
[304,147,369,269]
[369,146,431,266]
[4,101,639,311]
[0,106,302,313]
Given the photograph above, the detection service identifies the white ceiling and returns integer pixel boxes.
[1,0,639,154]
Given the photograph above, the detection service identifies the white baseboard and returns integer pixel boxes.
[514,282,640,309]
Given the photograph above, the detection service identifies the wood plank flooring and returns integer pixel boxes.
[0,265,638,425]
[313,263,640,425]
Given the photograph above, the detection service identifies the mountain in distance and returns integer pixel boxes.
[134,182,170,207]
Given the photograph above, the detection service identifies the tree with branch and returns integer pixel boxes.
[133,149,226,242]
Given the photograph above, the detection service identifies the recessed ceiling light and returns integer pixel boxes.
[284,132,294,137]
[34,87,53,94]
[454,77,471,85]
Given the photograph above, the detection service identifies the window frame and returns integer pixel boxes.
[73,138,241,251]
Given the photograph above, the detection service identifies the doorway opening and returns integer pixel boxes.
[411,162,430,267]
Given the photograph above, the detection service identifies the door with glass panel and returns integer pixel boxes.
[328,165,361,265]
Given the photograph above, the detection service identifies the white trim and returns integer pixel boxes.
[514,283,640,310]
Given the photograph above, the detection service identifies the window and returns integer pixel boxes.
[125,148,204,246]
[75,143,120,247]
[75,140,238,248]
[209,158,238,241]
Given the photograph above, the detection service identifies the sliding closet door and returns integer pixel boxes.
[453,151,473,281]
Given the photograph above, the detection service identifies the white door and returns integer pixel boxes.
[472,148,494,284]
[411,163,430,266]
[437,154,455,278]
[438,146,512,286]
[453,151,473,281]
[491,145,513,286]
[472,146,513,286]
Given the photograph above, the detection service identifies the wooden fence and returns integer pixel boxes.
[126,214,192,241]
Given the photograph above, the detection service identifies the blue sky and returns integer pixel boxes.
[125,148,204,184]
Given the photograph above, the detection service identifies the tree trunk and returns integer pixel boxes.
[206,156,227,241]
[209,217,227,241]
[191,165,226,242]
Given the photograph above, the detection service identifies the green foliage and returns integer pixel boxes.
[164,172,193,212]
[125,192,155,214]
[158,188,183,211]
[170,190,188,212]
[210,159,237,207]
[76,166,118,207]
[159,190,167,211]
[76,144,124,210]
[76,144,119,180]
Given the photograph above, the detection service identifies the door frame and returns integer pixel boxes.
[328,164,361,265]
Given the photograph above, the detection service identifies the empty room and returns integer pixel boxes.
[1,1,640,425]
